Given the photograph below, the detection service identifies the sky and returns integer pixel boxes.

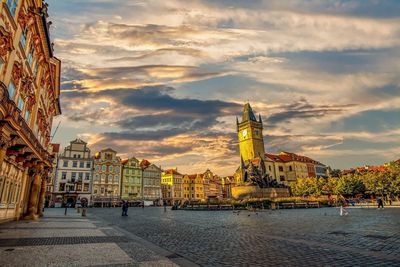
[47,0,400,175]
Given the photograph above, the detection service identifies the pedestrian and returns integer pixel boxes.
[121,200,128,216]
[377,197,384,209]
[338,195,349,216]
[163,200,167,212]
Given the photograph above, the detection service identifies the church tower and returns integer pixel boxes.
[237,103,265,163]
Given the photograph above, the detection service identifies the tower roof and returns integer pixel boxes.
[242,103,258,122]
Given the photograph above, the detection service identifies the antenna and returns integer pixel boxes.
[50,120,61,142]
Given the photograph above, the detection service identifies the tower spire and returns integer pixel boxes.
[258,113,262,123]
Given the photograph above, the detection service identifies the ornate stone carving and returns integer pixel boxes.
[18,8,35,29]
[26,95,36,112]
[12,62,23,85]
[20,75,34,99]
[0,26,13,59]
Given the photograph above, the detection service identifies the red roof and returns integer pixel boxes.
[140,159,151,168]
[51,143,60,153]
[121,159,128,165]
[164,169,182,175]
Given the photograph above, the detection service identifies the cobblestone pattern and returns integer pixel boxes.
[0,236,130,247]
[90,207,400,266]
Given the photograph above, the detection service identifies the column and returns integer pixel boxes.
[37,173,47,217]
[25,163,43,220]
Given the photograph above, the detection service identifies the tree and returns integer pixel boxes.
[322,177,338,195]
[291,177,324,196]
[335,174,365,196]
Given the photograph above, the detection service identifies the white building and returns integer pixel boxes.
[54,139,93,206]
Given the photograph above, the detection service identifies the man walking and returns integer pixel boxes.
[377,197,384,209]
[121,200,129,216]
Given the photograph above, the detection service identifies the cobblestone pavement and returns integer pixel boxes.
[89,207,400,267]
[0,209,192,267]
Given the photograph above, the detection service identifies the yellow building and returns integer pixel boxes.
[183,174,205,201]
[161,168,183,205]
[0,0,61,222]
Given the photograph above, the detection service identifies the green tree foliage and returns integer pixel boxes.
[289,162,400,197]
[291,177,324,196]
[334,174,365,196]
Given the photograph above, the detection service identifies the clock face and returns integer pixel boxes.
[242,129,247,137]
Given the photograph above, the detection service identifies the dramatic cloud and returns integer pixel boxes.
[48,0,400,174]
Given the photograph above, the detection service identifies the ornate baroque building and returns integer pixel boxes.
[53,139,93,206]
[0,0,61,222]
[120,157,142,201]
[92,148,121,204]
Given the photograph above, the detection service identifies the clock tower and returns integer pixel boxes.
[237,103,265,163]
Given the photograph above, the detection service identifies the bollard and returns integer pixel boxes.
[82,208,87,216]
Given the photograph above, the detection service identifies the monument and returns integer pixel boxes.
[232,103,290,199]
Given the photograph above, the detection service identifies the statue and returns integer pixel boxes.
[242,157,285,189]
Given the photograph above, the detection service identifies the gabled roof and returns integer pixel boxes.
[121,159,129,165]
[164,168,182,175]
[140,159,151,169]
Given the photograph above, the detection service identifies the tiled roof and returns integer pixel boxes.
[164,168,182,175]
[121,159,128,165]
[140,159,151,168]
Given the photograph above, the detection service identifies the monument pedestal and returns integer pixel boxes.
[231,186,290,200]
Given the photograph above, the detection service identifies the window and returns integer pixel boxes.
[73,154,76,158]
[17,98,24,111]
[85,173,90,180]
[72,161,77,167]
[78,172,83,180]
[24,110,30,122]
[86,162,91,168]
[83,184,89,192]
[102,165,106,171]
[6,0,18,16]
[278,166,284,172]
[114,175,119,183]
[109,166,113,172]
[95,165,100,171]
[95,174,99,181]
[79,162,84,168]
[63,160,68,167]
[61,172,67,180]
[27,50,33,67]
[101,188,104,194]
[71,172,76,182]
[20,27,27,48]
[279,175,285,181]
[8,81,15,99]
[289,166,293,172]
[115,166,120,173]
[59,183,65,191]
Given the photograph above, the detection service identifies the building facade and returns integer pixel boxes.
[140,159,162,204]
[120,157,142,201]
[92,148,121,205]
[45,143,59,207]
[54,139,93,206]
[161,168,183,205]
[0,0,61,222]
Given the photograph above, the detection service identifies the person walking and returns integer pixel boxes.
[338,195,349,216]
[377,197,384,209]
[121,200,128,216]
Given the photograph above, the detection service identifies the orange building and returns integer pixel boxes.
[0,0,61,222]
